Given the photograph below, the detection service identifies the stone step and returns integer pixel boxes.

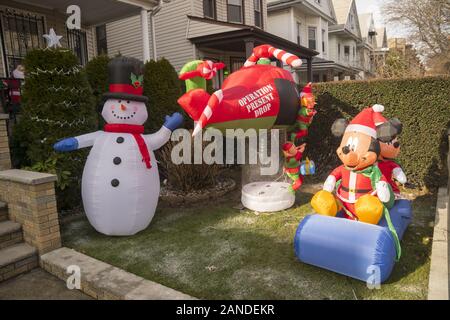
[41,247,196,300]
[0,243,38,282]
[0,221,23,249]
[0,201,8,222]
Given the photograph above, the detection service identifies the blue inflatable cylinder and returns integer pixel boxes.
[294,200,412,283]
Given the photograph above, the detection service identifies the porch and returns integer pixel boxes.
[0,0,158,77]
[187,16,318,86]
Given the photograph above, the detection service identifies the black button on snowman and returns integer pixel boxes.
[54,56,184,236]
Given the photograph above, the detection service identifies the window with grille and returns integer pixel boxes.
[203,0,216,19]
[0,10,45,76]
[254,0,263,28]
[308,27,316,50]
[96,24,107,55]
[344,45,350,61]
[227,0,244,24]
[67,28,88,66]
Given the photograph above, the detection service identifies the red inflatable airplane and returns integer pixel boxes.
[177,45,305,136]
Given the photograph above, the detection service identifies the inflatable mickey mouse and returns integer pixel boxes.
[311,105,397,225]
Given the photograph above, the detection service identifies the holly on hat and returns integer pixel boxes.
[345,105,384,138]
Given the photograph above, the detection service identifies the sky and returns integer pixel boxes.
[355,0,408,38]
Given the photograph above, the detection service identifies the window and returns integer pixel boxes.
[338,43,341,58]
[227,0,244,24]
[322,29,326,53]
[0,11,45,75]
[203,0,216,19]
[344,45,350,61]
[352,47,356,60]
[254,0,263,28]
[67,28,88,66]
[96,24,107,55]
[308,27,316,50]
[349,14,354,30]
[296,22,301,45]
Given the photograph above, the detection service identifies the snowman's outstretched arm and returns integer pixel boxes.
[54,131,102,152]
[145,113,184,150]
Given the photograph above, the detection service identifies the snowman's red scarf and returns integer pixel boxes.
[104,124,151,169]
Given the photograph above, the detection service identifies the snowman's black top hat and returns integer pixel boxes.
[103,56,148,103]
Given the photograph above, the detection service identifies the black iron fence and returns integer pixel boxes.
[0,9,45,76]
[66,28,88,66]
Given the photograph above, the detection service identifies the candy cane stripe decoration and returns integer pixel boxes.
[270,47,303,68]
[243,44,303,68]
[192,89,223,136]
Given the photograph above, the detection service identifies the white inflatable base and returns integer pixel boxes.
[241,182,295,212]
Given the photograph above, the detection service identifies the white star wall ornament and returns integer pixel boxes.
[43,28,63,49]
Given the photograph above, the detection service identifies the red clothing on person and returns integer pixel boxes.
[378,160,401,194]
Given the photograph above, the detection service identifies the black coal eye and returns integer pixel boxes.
[118,100,121,103]
[127,101,130,104]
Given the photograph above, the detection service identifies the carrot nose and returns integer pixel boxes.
[120,104,127,111]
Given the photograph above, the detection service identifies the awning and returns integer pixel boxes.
[11,0,158,26]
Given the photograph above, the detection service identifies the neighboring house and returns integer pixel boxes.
[150,0,318,87]
[266,0,337,83]
[388,38,425,76]
[357,12,377,79]
[373,26,389,74]
[0,0,158,78]
[328,0,363,80]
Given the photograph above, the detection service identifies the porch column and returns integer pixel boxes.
[306,57,313,82]
[141,8,151,62]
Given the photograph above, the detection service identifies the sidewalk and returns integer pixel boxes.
[428,187,449,300]
[0,268,91,300]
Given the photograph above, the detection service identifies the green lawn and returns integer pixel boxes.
[62,187,436,300]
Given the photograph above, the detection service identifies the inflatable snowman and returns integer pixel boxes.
[54,56,183,236]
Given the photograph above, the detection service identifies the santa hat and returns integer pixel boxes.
[300,82,312,97]
[345,105,384,139]
[372,104,387,126]
[283,142,294,151]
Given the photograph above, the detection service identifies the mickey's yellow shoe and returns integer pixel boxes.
[311,190,339,217]
[355,195,383,225]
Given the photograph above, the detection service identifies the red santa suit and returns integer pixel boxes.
[378,161,401,194]
[373,109,407,197]
[326,164,390,219]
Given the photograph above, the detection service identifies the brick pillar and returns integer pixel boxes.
[0,169,60,255]
[0,114,11,170]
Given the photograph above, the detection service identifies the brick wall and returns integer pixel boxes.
[0,114,11,170]
[0,170,60,255]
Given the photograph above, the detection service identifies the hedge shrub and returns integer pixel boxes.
[12,48,96,209]
[85,55,110,128]
[305,76,450,189]
[143,58,184,132]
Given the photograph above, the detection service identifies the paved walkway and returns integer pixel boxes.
[0,268,91,300]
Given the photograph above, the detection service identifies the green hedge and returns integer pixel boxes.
[85,55,110,128]
[143,58,184,132]
[305,76,450,189]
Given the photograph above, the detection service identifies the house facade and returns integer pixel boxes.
[144,0,317,87]
[266,0,337,83]
[1,0,317,87]
[357,12,377,79]
[327,0,363,80]
[267,0,384,82]
[0,0,160,78]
